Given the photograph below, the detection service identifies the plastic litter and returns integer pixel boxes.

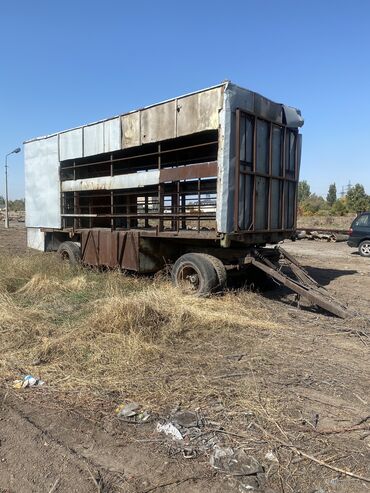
[264,451,278,462]
[115,402,140,418]
[210,446,263,476]
[13,375,45,389]
[137,411,150,422]
[156,422,183,440]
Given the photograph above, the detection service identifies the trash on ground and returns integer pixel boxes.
[264,451,278,462]
[171,410,198,428]
[13,375,45,389]
[156,422,183,440]
[115,402,140,418]
[210,446,263,476]
[136,411,150,422]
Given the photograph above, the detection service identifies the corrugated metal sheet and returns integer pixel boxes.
[62,169,160,192]
[59,128,83,161]
[24,135,61,229]
[84,123,104,157]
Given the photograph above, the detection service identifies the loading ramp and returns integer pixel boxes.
[245,247,350,319]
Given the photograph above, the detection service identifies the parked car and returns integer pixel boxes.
[348,212,370,257]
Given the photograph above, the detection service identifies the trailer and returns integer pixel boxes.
[24,81,349,317]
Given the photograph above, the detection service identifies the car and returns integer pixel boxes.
[348,212,370,257]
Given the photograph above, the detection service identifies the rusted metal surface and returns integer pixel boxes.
[120,86,223,149]
[234,109,299,234]
[159,161,217,183]
[81,230,139,270]
[26,82,303,262]
[247,248,349,319]
[176,87,223,136]
[141,100,176,144]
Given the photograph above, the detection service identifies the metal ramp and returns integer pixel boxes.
[246,246,350,319]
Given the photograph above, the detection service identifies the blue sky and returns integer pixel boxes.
[1,0,369,199]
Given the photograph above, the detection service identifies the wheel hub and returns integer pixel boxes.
[361,243,370,254]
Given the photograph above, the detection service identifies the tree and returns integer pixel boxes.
[300,194,327,215]
[298,181,311,203]
[326,183,337,206]
[0,195,4,207]
[9,199,25,211]
[346,184,370,213]
[331,199,347,216]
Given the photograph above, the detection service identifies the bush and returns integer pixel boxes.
[331,199,348,216]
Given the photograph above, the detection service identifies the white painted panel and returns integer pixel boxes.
[104,118,121,152]
[24,136,61,228]
[61,170,159,192]
[27,228,45,251]
[84,123,104,156]
[59,128,83,161]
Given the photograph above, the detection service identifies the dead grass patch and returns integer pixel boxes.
[0,252,284,414]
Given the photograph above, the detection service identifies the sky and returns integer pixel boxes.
[1,0,369,199]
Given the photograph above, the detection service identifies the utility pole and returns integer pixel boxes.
[4,147,21,228]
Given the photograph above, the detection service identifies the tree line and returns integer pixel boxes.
[0,196,25,211]
[298,181,370,216]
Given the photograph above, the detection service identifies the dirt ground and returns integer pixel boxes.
[0,224,369,493]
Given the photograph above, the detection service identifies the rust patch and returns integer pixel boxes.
[159,161,217,183]
[81,230,139,271]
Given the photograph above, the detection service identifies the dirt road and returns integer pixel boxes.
[0,228,369,493]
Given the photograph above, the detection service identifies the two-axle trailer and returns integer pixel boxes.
[24,82,349,318]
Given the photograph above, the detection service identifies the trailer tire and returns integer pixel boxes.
[57,241,81,266]
[359,240,370,257]
[197,254,227,290]
[172,253,218,297]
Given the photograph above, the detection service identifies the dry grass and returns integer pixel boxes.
[2,249,370,491]
[2,237,370,493]
[0,251,283,413]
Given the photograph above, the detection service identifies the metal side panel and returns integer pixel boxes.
[216,85,232,233]
[104,117,121,152]
[61,169,159,192]
[59,128,83,161]
[24,136,61,228]
[217,84,303,234]
[177,87,223,136]
[121,112,141,148]
[27,228,45,251]
[141,100,176,144]
[84,123,104,157]
[81,230,139,271]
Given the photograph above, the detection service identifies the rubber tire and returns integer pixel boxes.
[358,240,370,258]
[172,253,218,297]
[197,254,227,290]
[57,241,81,266]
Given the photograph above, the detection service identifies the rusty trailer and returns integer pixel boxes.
[24,82,349,317]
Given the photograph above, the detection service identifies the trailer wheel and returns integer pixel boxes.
[172,253,218,296]
[57,241,81,266]
[359,240,370,257]
[197,254,227,290]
